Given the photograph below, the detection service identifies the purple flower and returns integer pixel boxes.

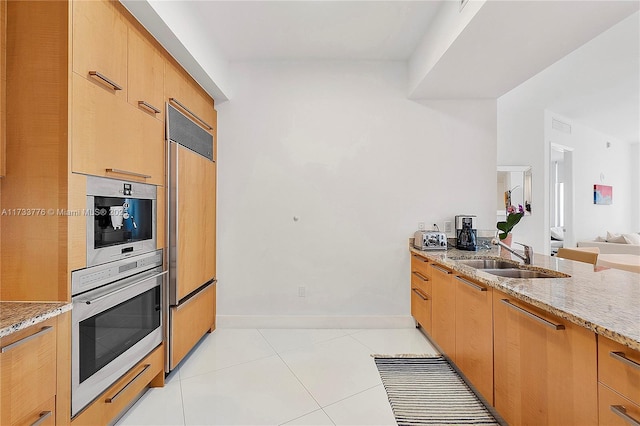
[518,204,524,213]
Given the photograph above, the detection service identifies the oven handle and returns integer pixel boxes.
[84,271,167,305]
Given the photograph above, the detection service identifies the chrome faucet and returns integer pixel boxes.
[492,239,534,265]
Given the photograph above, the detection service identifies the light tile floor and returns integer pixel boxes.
[116,328,438,426]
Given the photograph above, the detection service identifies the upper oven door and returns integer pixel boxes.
[86,175,157,267]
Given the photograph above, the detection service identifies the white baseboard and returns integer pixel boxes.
[216,315,416,329]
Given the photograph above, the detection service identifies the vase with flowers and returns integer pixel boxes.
[497,204,525,257]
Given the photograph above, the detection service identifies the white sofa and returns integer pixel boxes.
[577,232,640,255]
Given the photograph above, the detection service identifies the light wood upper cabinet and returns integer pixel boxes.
[493,289,598,425]
[127,26,164,121]
[430,263,456,361]
[176,145,216,299]
[71,73,164,185]
[165,60,215,134]
[0,318,57,425]
[72,0,127,97]
[453,274,493,405]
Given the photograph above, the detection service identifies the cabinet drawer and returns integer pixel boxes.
[410,269,430,295]
[411,254,430,279]
[411,287,431,333]
[599,383,640,426]
[599,336,640,405]
[15,396,55,426]
[0,318,57,425]
[72,344,164,426]
[170,282,216,370]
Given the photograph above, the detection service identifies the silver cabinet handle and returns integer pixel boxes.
[88,71,123,91]
[1,326,53,353]
[455,276,487,292]
[610,351,640,370]
[412,254,428,263]
[105,364,151,403]
[412,288,428,301]
[611,405,640,426]
[411,271,428,282]
[175,279,216,311]
[30,411,52,426]
[432,264,451,275]
[500,299,565,330]
[169,98,214,130]
[82,271,167,305]
[106,168,152,179]
[138,101,161,114]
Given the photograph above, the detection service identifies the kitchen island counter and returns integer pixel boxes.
[410,245,640,351]
[0,301,71,338]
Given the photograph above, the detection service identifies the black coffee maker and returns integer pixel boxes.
[455,215,477,251]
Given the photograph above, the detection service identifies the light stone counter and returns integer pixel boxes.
[0,301,72,338]
[410,245,640,351]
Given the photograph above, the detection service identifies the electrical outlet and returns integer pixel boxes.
[444,221,453,234]
[418,222,425,231]
[298,286,306,297]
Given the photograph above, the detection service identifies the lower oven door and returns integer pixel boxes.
[71,268,166,416]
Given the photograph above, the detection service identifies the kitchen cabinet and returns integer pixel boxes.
[410,254,431,333]
[127,26,164,121]
[71,344,164,425]
[71,72,164,185]
[454,274,493,404]
[72,0,127,98]
[430,263,456,361]
[165,60,216,137]
[493,289,598,425]
[175,145,216,300]
[597,336,640,425]
[0,312,70,426]
[170,282,216,370]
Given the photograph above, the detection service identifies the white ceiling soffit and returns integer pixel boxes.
[182,1,442,61]
[120,0,231,102]
[409,0,640,99]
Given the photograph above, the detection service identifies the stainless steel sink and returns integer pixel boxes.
[455,259,519,269]
[482,268,568,279]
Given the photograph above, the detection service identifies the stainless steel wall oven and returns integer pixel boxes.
[71,250,164,416]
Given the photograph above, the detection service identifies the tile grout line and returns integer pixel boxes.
[256,329,336,426]
[178,376,187,426]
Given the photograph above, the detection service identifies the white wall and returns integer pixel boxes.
[546,112,636,242]
[217,61,496,327]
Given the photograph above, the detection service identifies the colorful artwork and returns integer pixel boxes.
[594,184,612,205]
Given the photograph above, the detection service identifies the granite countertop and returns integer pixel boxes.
[410,245,640,351]
[0,301,72,338]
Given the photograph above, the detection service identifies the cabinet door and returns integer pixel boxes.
[493,290,598,425]
[176,145,216,300]
[170,282,215,369]
[72,73,164,185]
[454,274,493,404]
[165,60,215,133]
[0,0,6,177]
[431,263,456,360]
[73,0,127,97]
[128,27,164,121]
[410,271,431,333]
[0,318,57,425]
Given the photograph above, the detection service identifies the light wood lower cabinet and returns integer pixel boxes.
[170,282,216,370]
[430,263,456,361]
[453,274,493,404]
[598,336,640,406]
[493,289,598,425]
[410,254,431,333]
[0,318,56,425]
[598,383,640,426]
[72,344,164,426]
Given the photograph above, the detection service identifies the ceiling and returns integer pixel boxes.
[170,1,442,61]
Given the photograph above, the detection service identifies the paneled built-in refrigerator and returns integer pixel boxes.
[165,102,217,372]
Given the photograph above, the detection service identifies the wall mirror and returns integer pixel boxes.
[497,165,532,215]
